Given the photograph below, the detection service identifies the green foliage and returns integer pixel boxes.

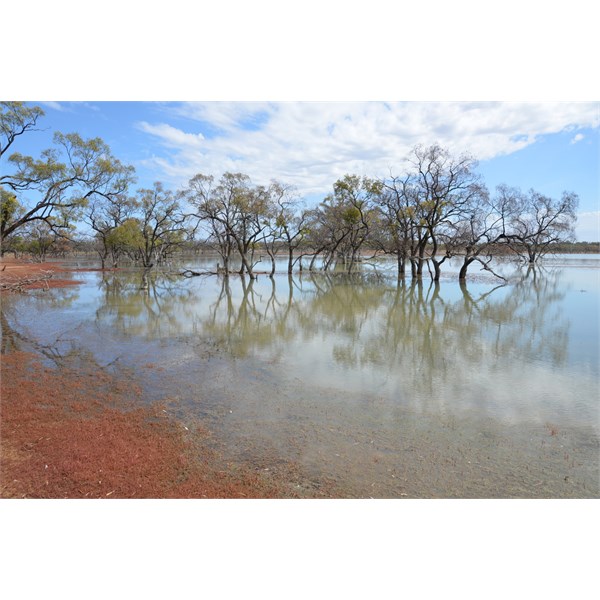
[1,187,20,229]
[342,206,361,224]
[0,102,45,159]
[1,104,136,242]
[106,218,144,253]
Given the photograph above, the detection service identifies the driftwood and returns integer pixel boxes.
[0,270,54,292]
[179,269,217,278]
[179,269,272,278]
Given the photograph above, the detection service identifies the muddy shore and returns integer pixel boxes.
[0,259,332,498]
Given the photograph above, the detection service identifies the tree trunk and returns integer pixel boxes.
[432,260,441,282]
[239,251,255,279]
[459,258,474,281]
[397,252,405,277]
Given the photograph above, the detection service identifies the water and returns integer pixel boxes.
[2,255,599,497]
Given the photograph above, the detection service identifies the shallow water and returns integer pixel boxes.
[2,255,599,497]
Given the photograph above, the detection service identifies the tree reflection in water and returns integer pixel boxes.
[2,262,597,497]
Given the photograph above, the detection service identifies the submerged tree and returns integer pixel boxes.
[85,193,137,268]
[497,184,579,263]
[186,172,275,278]
[263,182,308,276]
[443,187,505,281]
[409,144,482,281]
[185,173,236,273]
[136,182,188,268]
[374,173,418,277]
[105,218,145,264]
[306,175,381,272]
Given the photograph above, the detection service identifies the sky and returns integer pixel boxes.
[10,100,600,241]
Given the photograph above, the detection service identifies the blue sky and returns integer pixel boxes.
[11,101,599,241]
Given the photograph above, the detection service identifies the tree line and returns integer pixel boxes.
[1,102,581,281]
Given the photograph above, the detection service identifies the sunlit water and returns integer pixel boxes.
[2,254,599,497]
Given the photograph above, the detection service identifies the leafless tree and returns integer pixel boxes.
[497,185,579,263]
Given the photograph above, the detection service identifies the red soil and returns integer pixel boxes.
[0,258,82,291]
[0,352,325,499]
[0,258,333,498]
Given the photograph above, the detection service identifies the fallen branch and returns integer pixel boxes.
[179,269,216,278]
[0,271,54,292]
[475,256,507,282]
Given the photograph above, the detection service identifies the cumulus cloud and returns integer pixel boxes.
[137,101,599,195]
[571,133,585,144]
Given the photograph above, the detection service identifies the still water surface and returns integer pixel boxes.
[2,255,598,497]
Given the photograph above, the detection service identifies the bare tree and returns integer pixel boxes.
[410,144,482,281]
[185,174,236,273]
[498,185,579,263]
[375,174,418,277]
[186,172,274,279]
[443,186,506,281]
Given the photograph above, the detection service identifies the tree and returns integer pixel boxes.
[375,174,419,277]
[0,101,44,160]
[307,175,381,272]
[105,218,145,264]
[136,182,188,268]
[186,174,236,273]
[186,172,274,278]
[260,181,309,277]
[498,185,579,263]
[85,193,137,268]
[271,188,309,275]
[21,222,59,262]
[0,102,136,245]
[409,144,482,281]
[442,185,506,281]
[1,186,23,254]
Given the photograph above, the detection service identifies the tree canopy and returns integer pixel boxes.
[0,102,136,246]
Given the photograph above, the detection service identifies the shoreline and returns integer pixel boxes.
[0,258,84,292]
[0,349,331,499]
[0,260,333,498]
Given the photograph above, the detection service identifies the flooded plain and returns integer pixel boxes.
[1,255,598,497]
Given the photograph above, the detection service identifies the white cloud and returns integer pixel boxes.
[571,133,585,144]
[575,211,600,242]
[137,122,205,149]
[138,101,600,196]
[39,101,68,112]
